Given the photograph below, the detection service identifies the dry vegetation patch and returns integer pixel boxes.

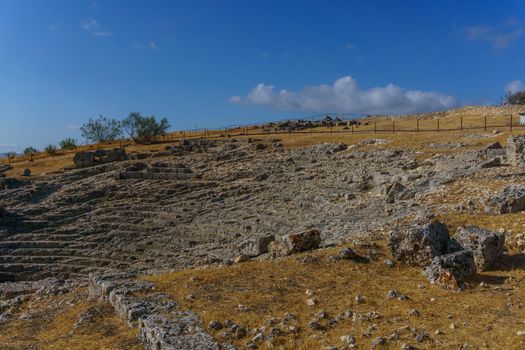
[0,288,141,350]
[146,242,525,349]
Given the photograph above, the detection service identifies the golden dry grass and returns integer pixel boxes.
[0,288,141,350]
[145,242,525,349]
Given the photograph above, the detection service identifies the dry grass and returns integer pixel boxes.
[145,242,525,349]
[0,288,141,350]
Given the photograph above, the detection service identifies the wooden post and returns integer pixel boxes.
[393,120,395,134]
[416,118,419,132]
[330,125,333,135]
[374,122,377,134]
[460,116,463,131]
[510,115,513,131]
[437,119,440,132]
[351,124,354,134]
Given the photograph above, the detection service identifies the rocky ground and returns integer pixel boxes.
[2,118,525,348]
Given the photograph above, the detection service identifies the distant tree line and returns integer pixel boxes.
[80,113,170,144]
[14,113,169,161]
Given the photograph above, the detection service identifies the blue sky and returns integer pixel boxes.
[1,0,524,152]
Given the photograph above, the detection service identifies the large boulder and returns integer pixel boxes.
[454,226,505,271]
[268,229,321,257]
[388,220,452,267]
[507,135,525,167]
[424,250,476,290]
[485,185,525,214]
[103,148,127,162]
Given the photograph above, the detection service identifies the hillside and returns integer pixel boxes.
[1,105,525,349]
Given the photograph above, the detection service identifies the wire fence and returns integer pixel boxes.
[155,113,524,142]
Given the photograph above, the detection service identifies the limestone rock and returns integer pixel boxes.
[268,229,321,257]
[486,185,525,214]
[454,226,505,271]
[507,135,525,166]
[424,251,476,290]
[388,220,452,267]
[479,157,501,169]
[238,235,275,257]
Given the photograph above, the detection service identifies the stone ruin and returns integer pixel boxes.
[73,148,127,168]
[114,161,197,181]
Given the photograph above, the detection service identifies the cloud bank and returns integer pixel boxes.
[231,76,457,114]
[505,80,524,94]
[461,18,524,50]
[81,18,112,37]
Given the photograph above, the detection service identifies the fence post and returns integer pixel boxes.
[330,125,333,135]
[393,120,395,134]
[416,118,419,132]
[484,115,487,132]
[460,116,463,131]
[374,122,377,134]
[351,124,354,134]
[437,119,440,132]
[510,115,513,131]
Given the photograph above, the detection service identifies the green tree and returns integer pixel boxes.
[6,151,17,159]
[505,91,525,105]
[121,112,170,144]
[23,147,37,154]
[44,144,58,157]
[59,138,78,150]
[80,115,122,143]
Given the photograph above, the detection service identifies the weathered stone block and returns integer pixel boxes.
[73,152,96,167]
[388,219,452,267]
[268,229,321,257]
[454,226,505,271]
[424,250,476,290]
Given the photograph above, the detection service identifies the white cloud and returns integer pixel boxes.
[229,95,241,103]
[149,41,158,50]
[231,76,457,114]
[461,19,524,49]
[81,18,112,37]
[65,124,81,131]
[505,80,524,94]
[344,43,356,50]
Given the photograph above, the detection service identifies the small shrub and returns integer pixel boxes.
[59,138,78,150]
[23,147,37,154]
[44,144,58,157]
